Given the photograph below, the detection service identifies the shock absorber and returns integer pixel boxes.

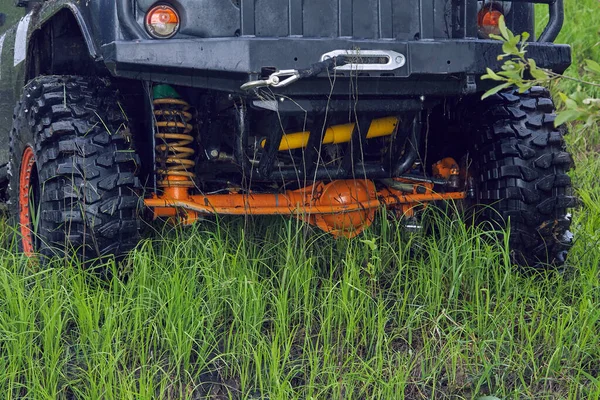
[153,85,196,199]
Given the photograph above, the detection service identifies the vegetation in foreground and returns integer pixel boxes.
[1,140,599,399]
[0,204,599,399]
[0,0,599,399]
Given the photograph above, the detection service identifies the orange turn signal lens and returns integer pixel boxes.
[145,5,180,39]
[477,5,503,38]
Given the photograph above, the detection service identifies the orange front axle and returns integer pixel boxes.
[145,179,466,238]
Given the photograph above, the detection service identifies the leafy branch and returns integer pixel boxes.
[481,16,600,127]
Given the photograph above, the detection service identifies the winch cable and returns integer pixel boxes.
[297,56,348,79]
[240,56,348,91]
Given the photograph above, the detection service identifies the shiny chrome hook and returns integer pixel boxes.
[241,70,301,91]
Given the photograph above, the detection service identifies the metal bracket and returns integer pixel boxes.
[320,50,407,71]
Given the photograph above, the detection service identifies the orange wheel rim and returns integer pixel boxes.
[19,146,36,256]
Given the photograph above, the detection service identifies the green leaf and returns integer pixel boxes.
[515,82,534,93]
[517,46,529,57]
[498,70,523,81]
[498,16,509,41]
[521,31,530,42]
[500,60,519,71]
[584,59,600,75]
[529,63,549,81]
[488,34,504,42]
[502,42,519,56]
[558,92,569,103]
[565,98,579,109]
[482,82,512,99]
[482,68,504,81]
[527,58,537,69]
[508,35,520,47]
[585,113,598,128]
[555,110,582,127]
[530,70,548,81]
[360,239,378,251]
[572,90,588,102]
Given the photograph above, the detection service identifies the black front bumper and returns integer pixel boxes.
[103,38,571,96]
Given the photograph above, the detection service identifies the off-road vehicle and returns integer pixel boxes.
[0,0,574,267]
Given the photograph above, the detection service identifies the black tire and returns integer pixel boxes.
[467,86,577,269]
[8,76,142,262]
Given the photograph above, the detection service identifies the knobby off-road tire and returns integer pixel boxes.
[9,76,142,262]
[468,86,577,269]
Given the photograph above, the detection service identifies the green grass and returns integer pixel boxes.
[0,5,24,35]
[1,211,599,399]
[537,0,600,96]
[2,202,600,399]
[1,1,600,399]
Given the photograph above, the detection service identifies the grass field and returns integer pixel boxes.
[1,2,600,399]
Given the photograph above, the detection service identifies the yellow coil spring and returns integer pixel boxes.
[153,98,196,188]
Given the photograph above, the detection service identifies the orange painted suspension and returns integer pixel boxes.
[145,179,466,238]
[153,98,196,195]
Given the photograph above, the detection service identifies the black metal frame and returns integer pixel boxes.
[103,0,571,97]
[116,0,148,40]
[500,0,564,42]
[107,0,568,185]
[104,39,571,95]
[233,100,426,183]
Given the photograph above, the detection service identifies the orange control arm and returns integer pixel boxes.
[145,186,466,217]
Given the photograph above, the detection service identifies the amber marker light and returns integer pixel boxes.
[145,4,180,39]
[477,4,504,39]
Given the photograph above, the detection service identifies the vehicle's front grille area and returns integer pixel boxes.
[250,0,452,40]
[149,0,473,40]
[136,0,533,42]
